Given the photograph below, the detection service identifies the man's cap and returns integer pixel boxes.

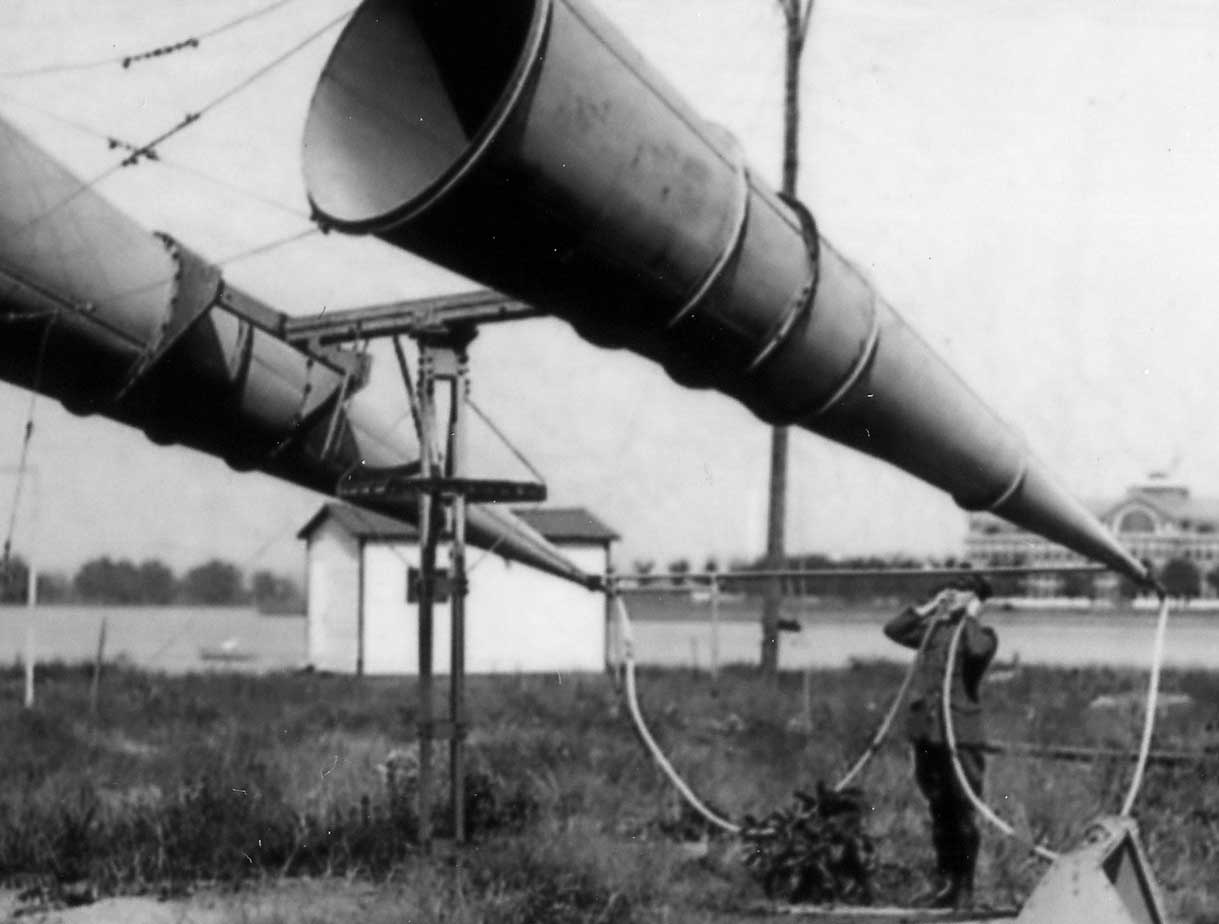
[955,574,993,602]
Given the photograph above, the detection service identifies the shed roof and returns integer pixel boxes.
[298,503,618,545]
[297,503,416,542]
[512,507,619,543]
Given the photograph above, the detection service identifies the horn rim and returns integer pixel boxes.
[303,0,554,233]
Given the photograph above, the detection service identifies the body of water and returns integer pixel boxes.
[0,605,305,674]
[3,600,1218,674]
[623,602,1219,671]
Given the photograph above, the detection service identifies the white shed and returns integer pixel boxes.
[298,503,617,675]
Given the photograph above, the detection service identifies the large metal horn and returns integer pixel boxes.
[0,114,588,586]
[301,0,1148,584]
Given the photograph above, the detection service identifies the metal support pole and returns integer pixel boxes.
[448,344,470,845]
[762,0,813,677]
[709,573,721,685]
[603,562,617,677]
[356,540,366,677]
[415,349,437,849]
[22,625,34,709]
[89,617,107,718]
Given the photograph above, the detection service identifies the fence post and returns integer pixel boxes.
[23,625,35,709]
[801,665,813,732]
[90,617,107,717]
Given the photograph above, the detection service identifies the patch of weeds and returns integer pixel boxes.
[0,744,540,904]
[651,795,735,843]
[740,784,875,905]
[468,849,638,924]
[378,745,539,839]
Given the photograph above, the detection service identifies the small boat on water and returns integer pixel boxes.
[199,637,257,664]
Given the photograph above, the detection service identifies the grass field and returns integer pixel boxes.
[1,660,1216,922]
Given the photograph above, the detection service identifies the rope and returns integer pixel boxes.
[466,397,548,484]
[0,88,308,219]
[941,617,1059,862]
[6,5,354,240]
[612,594,741,834]
[117,6,355,167]
[832,620,934,793]
[0,0,306,79]
[1120,590,1171,816]
[39,226,323,323]
[214,228,322,267]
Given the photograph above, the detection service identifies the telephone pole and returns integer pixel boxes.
[761,0,815,675]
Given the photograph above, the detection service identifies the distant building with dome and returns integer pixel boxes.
[965,474,1219,596]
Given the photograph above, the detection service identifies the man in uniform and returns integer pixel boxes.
[884,575,997,909]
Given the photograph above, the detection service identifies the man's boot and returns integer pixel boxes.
[913,866,958,909]
[952,822,979,909]
[950,870,975,910]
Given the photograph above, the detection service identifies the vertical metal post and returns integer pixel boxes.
[801,665,813,731]
[355,539,366,677]
[22,625,34,709]
[603,561,616,676]
[415,348,437,849]
[89,617,107,718]
[762,0,813,677]
[448,343,470,845]
[709,573,721,685]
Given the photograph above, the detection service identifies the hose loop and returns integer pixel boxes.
[613,593,741,834]
[1120,589,1171,817]
[832,617,934,793]
[942,617,1060,863]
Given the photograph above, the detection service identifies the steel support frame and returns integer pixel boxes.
[413,326,476,848]
[314,298,545,851]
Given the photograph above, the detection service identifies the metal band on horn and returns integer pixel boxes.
[747,194,821,373]
[666,153,751,330]
[803,306,882,419]
[978,463,1028,513]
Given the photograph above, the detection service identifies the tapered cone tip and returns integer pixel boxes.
[799,298,1150,585]
[994,465,1150,585]
[466,504,597,587]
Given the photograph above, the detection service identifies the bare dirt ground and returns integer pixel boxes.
[4,884,1015,924]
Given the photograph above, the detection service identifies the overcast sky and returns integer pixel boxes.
[0,0,1216,578]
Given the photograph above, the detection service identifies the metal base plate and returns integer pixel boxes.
[750,903,1018,922]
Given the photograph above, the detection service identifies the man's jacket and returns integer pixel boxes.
[883,606,998,745]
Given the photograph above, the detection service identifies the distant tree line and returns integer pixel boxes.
[0,553,303,611]
[628,553,1219,603]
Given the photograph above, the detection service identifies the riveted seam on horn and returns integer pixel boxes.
[802,305,882,419]
[665,157,751,330]
[112,234,223,405]
[746,194,820,374]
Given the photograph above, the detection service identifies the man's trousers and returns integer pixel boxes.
[911,741,984,879]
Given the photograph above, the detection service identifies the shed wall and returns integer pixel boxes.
[305,520,361,672]
[356,541,607,675]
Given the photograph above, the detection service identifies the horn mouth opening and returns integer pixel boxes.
[303,0,550,230]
